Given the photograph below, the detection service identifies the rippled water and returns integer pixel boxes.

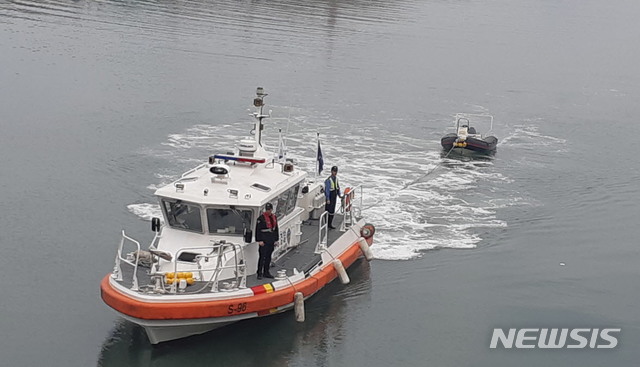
[2,0,640,366]
[128,111,536,260]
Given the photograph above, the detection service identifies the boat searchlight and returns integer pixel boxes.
[209,164,230,175]
[254,87,267,107]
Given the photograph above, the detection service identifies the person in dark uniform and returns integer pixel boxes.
[255,202,279,279]
[324,166,342,229]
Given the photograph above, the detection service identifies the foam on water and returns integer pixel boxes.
[127,108,565,261]
[500,120,568,152]
[126,203,163,222]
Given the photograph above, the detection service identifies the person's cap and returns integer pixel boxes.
[265,203,273,210]
[331,166,338,172]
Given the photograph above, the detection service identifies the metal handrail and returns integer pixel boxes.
[148,231,162,272]
[180,163,207,179]
[169,243,247,294]
[114,230,142,291]
[340,184,363,231]
[113,232,248,294]
[454,113,494,135]
[278,206,305,227]
[315,211,329,254]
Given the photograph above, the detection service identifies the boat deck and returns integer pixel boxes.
[247,214,345,287]
[117,214,346,293]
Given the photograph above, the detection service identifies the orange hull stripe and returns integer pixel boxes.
[101,238,371,320]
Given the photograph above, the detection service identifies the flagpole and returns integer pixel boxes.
[316,132,324,180]
[278,128,284,161]
[316,132,319,178]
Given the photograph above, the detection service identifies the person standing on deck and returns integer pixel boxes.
[324,166,342,229]
[255,202,279,279]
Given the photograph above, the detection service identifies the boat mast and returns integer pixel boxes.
[252,87,270,148]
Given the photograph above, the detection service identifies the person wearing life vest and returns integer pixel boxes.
[255,202,279,279]
[324,166,342,229]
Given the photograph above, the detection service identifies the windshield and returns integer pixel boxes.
[162,200,203,233]
[207,208,253,235]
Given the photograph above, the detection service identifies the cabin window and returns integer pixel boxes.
[274,183,301,218]
[162,200,203,233]
[207,208,253,235]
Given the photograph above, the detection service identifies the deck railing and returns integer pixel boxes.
[113,232,247,294]
[170,242,247,293]
[340,184,363,231]
[315,211,329,254]
[113,231,142,291]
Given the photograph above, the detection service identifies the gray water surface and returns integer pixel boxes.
[1,0,639,366]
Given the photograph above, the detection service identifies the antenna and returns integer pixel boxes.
[277,128,287,162]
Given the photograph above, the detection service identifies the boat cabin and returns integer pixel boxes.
[151,146,323,275]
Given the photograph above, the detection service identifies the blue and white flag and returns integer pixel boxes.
[317,134,324,175]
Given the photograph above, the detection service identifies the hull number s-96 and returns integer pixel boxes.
[228,302,247,314]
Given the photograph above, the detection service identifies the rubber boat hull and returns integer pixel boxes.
[441,133,498,155]
[101,236,373,344]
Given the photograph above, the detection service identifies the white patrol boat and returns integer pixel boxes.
[100,87,376,344]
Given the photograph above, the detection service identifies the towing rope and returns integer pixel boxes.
[363,145,457,210]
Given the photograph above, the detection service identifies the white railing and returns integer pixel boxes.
[113,232,247,294]
[180,163,207,179]
[311,184,364,253]
[169,242,247,293]
[113,230,142,291]
[340,184,363,231]
[315,211,329,254]
[454,113,494,135]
